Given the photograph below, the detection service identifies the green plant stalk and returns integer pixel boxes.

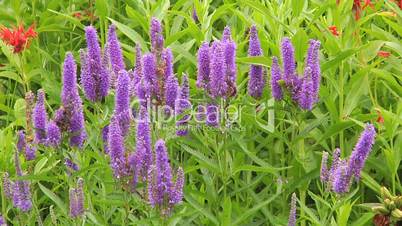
[339,62,344,154]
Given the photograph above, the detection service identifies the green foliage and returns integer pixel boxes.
[0,0,401,225]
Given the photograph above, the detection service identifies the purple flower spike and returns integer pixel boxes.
[69,188,78,218]
[306,40,321,102]
[25,144,36,161]
[150,18,164,52]
[287,193,297,226]
[209,42,227,98]
[142,53,158,98]
[247,25,265,99]
[163,48,173,79]
[65,158,79,172]
[16,130,26,152]
[135,106,152,182]
[347,124,376,181]
[196,42,210,89]
[192,7,199,23]
[147,165,157,207]
[298,67,314,110]
[222,26,232,42]
[328,148,341,185]
[33,89,48,144]
[137,78,151,107]
[332,160,351,194]
[176,74,191,136]
[224,40,237,97]
[69,179,84,218]
[62,53,87,148]
[114,70,131,136]
[107,24,125,76]
[82,26,109,101]
[206,104,219,127]
[170,167,184,205]
[165,74,179,111]
[13,152,32,212]
[2,172,12,199]
[270,57,283,100]
[108,116,126,178]
[46,120,61,147]
[154,139,173,205]
[0,213,5,225]
[281,38,296,86]
[320,152,329,183]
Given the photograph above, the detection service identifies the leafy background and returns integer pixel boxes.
[0,0,401,225]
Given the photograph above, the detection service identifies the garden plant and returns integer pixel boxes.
[0,0,401,225]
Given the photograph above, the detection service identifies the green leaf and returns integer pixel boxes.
[38,183,68,216]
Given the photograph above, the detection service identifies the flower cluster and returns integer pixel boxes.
[196,26,237,99]
[270,38,321,110]
[2,152,33,212]
[287,193,297,226]
[80,26,110,101]
[69,178,85,218]
[0,24,37,53]
[320,123,376,194]
[54,53,87,148]
[147,140,184,215]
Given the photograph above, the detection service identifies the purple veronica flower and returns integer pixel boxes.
[347,124,376,181]
[332,159,351,194]
[195,104,206,122]
[147,165,157,207]
[281,38,296,87]
[287,193,297,226]
[65,158,79,173]
[107,24,125,76]
[108,116,126,178]
[46,120,61,147]
[137,78,151,107]
[132,44,143,97]
[142,53,158,98]
[163,48,173,79]
[154,139,173,205]
[224,40,237,97]
[192,7,199,23]
[16,130,26,152]
[222,26,232,42]
[0,214,5,225]
[13,152,32,212]
[247,25,265,99]
[25,144,36,161]
[33,89,47,144]
[134,106,152,182]
[209,42,227,98]
[176,75,191,136]
[150,18,164,52]
[305,40,321,102]
[298,67,314,110]
[114,70,131,136]
[170,167,184,205]
[2,172,12,199]
[196,42,210,89]
[328,148,341,185]
[270,57,283,100]
[69,178,85,218]
[206,104,219,127]
[62,53,87,148]
[81,26,109,101]
[164,74,179,111]
[320,152,329,183]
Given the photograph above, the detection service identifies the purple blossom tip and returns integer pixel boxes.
[281,37,296,87]
[196,42,210,89]
[320,152,329,183]
[107,24,125,75]
[16,130,26,152]
[46,120,61,147]
[33,89,48,144]
[270,57,283,100]
[287,193,297,226]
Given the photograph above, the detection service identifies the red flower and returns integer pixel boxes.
[376,110,384,124]
[353,0,375,20]
[72,12,82,19]
[0,24,37,53]
[377,51,391,58]
[328,26,340,36]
